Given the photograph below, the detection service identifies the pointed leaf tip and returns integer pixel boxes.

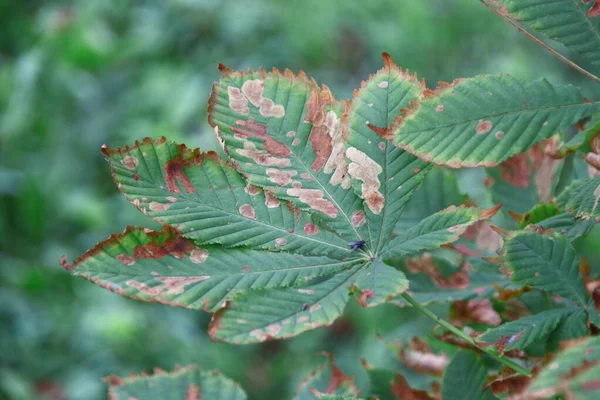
[489,225,506,236]
[59,254,73,271]
[481,203,502,219]
[367,123,393,140]
[507,210,522,223]
[217,63,232,74]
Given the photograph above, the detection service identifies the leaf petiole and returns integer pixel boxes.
[400,292,532,377]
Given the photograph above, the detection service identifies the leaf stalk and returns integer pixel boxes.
[400,292,532,377]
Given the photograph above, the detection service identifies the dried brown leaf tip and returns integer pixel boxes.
[391,372,434,400]
[398,338,449,377]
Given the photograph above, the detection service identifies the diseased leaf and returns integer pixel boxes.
[103,137,350,258]
[383,205,501,259]
[546,308,590,352]
[352,260,409,308]
[105,366,246,400]
[208,265,364,344]
[345,53,431,253]
[517,203,561,229]
[293,354,359,400]
[478,307,577,352]
[526,336,600,399]
[530,212,595,241]
[442,351,496,400]
[365,367,434,400]
[503,231,591,308]
[486,136,563,214]
[557,175,600,219]
[62,226,358,312]
[490,0,600,69]
[388,75,600,167]
[208,66,368,243]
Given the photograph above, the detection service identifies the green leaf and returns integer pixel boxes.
[527,336,600,398]
[395,167,466,231]
[62,226,358,312]
[208,66,367,243]
[293,354,359,400]
[442,351,496,400]
[503,231,590,308]
[478,307,577,352]
[345,53,431,253]
[389,75,600,167]
[106,367,246,400]
[518,203,561,229]
[383,205,501,259]
[529,212,595,242]
[557,175,600,219]
[491,0,600,69]
[546,308,590,352]
[103,137,350,258]
[209,265,364,344]
[352,260,409,308]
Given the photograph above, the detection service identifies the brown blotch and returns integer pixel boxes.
[309,125,333,172]
[232,118,290,158]
[164,158,197,194]
[495,131,504,139]
[266,168,297,186]
[351,210,366,227]
[436,104,444,112]
[227,86,249,115]
[589,0,600,17]
[132,173,140,181]
[245,184,261,195]
[121,155,139,170]
[347,147,384,214]
[499,154,530,188]
[476,120,493,135]
[287,188,338,217]
[149,201,170,211]
[242,265,250,271]
[390,373,432,400]
[134,236,195,260]
[190,248,209,264]
[304,222,319,235]
[237,142,291,167]
[241,79,264,107]
[116,254,135,266]
[264,190,281,208]
[239,204,256,219]
[323,111,350,188]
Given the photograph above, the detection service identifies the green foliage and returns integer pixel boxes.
[442,351,495,400]
[106,367,247,400]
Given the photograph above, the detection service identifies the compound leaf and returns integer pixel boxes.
[106,367,246,400]
[389,74,600,167]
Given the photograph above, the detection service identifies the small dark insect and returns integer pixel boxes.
[349,240,366,251]
[302,304,309,311]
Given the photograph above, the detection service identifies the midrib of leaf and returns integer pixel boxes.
[220,78,365,243]
[516,239,588,308]
[402,100,600,135]
[114,161,351,255]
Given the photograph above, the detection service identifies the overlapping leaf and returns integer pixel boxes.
[293,354,359,400]
[442,351,496,400]
[105,366,246,400]
[65,56,509,344]
[388,75,600,168]
[486,0,600,69]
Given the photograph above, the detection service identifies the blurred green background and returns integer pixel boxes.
[1,1,598,399]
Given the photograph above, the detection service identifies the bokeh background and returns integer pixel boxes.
[1,1,599,399]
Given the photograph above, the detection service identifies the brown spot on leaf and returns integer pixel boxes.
[495,131,504,139]
[266,168,297,186]
[134,235,195,260]
[589,0,600,17]
[347,147,384,214]
[190,248,209,264]
[436,104,444,112]
[239,204,256,219]
[476,120,493,135]
[258,97,285,118]
[237,142,291,167]
[287,188,338,217]
[351,210,366,227]
[133,173,140,181]
[164,158,197,194]
[358,289,374,307]
[241,79,264,107]
[227,86,249,115]
[116,254,135,266]
[309,125,333,172]
[500,153,530,188]
[149,201,170,211]
[378,141,386,151]
[304,222,319,235]
[264,190,281,208]
[121,155,139,170]
[127,276,210,296]
[378,81,389,89]
[323,111,350,188]
[452,299,501,327]
[232,118,290,159]
[399,338,448,376]
[242,265,250,271]
[245,184,261,195]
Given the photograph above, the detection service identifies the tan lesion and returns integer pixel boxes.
[346,147,385,214]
